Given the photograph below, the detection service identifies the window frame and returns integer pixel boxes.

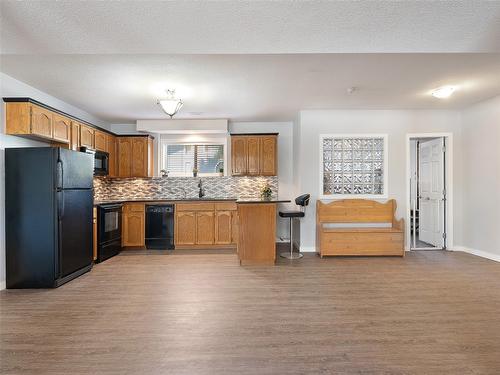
[319,134,389,200]
[160,137,228,177]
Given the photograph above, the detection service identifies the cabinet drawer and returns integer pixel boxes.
[176,203,215,212]
[215,202,237,211]
[123,203,145,213]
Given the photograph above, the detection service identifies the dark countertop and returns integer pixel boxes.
[236,198,291,204]
[94,198,237,206]
[94,197,290,206]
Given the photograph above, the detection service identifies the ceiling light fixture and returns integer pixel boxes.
[431,85,456,99]
[157,89,183,118]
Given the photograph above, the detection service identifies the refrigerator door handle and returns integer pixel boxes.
[56,159,64,190]
[57,190,65,219]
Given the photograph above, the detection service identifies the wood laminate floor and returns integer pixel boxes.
[2,246,500,375]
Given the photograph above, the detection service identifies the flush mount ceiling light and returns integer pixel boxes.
[431,85,457,99]
[157,89,183,118]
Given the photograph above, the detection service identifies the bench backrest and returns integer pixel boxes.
[316,199,397,224]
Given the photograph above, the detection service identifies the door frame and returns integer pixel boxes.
[405,133,453,251]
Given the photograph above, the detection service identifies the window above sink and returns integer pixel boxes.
[160,136,227,177]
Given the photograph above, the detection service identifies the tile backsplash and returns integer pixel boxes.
[93,176,278,201]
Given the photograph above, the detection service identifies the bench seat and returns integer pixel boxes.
[316,199,405,257]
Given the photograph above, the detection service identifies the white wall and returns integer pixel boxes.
[0,73,110,289]
[295,110,463,251]
[229,122,294,240]
[460,95,500,259]
[109,123,142,134]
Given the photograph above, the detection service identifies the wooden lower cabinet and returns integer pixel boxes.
[196,211,215,245]
[175,202,237,248]
[215,211,232,245]
[122,203,145,247]
[175,211,196,245]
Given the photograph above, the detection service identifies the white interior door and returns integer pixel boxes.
[418,138,445,247]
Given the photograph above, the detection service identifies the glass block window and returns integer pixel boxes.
[320,135,387,198]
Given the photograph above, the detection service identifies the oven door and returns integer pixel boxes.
[98,205,122,243]
[94,151,109,176]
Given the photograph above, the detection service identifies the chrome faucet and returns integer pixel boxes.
[198,179,205,198]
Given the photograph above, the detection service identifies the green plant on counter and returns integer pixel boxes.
[260,183,273,199]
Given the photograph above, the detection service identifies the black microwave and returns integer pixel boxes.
[80,147,109,176]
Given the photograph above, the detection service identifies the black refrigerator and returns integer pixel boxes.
[6,147,94,288]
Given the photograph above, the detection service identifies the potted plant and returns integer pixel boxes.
[192,168,198,177]
[219,167,224,176]
[260,183,273,200]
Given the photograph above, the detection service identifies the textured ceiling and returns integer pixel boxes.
[1,1,500,54]
[2,54,499,123]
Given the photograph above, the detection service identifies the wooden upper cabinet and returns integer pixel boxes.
[4,101,101,148]
[70,121,81,151]
[196,211,215,245]
[118,137,132,177]
[231,136,247,176]
[30,105,53,139]
[106,135,117,177]
[94,130,107,151]
[260,136,277,176]
[246,137,260,175]
[80,125,95,148]
[52,114,71,143]
[116,136,153,178]
[175,211,196,245]
[131,137,148,177]
[230,134,278,176]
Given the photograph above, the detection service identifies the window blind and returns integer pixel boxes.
[163,144,224,176]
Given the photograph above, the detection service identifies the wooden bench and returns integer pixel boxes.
[316,199,404,257]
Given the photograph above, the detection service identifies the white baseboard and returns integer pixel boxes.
[0,281,6,291]
[299,246,317,253]
[451,246,500,263]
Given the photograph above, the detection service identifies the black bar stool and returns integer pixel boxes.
[279,194,310,259]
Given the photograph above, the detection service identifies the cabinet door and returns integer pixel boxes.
[80,125,95,148]
[30,105,53,139]
[231,211,239,245]
[175,211,196,245]
[52,114,71,143]
[94,130,107,151]
[148,137,154,177]
[122,212,145,247]
[196,211,215,245]
[131,137,148,177]
[247,137,260,175]
[118,137,132,177]
[231,136,247,176]
[215,211,232,245]
[70,121,81,151]
[106,135,117,177]
[260,136,277,176]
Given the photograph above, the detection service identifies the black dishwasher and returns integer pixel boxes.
[145,204,175,250]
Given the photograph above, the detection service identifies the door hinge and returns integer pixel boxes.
[442,145,446,153]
